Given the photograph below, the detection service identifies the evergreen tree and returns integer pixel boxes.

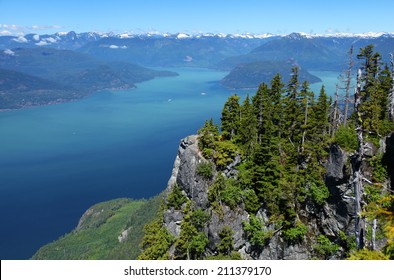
[270,73,285,138]
[138,206,174,260]
[311,85,330,146]
[198,118,219,159]
[299,80,314,153]
[282,67,301,154]
[356,45,387,135]
[221,95,241,140]
[217,226,234,256]
[174,203,209,260]
[237,95,257,154]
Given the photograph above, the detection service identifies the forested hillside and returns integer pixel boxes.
[139,45,394,260]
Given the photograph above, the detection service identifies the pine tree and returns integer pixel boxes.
[299,80,314,153]
[174,203,209,260]
[357,45,384,135]
[283,67,300,146]
[238,95,257,154]
[217,226,234,256]
[270,73,285,138]
[312,85,330,143]
[221,95,241,140]
[138,206,174,260]
[198,118,219,158]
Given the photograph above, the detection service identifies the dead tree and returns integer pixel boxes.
[388,53,394,121]
[344,47,354,126]
[329,85,342,137]
[353,68,366,249]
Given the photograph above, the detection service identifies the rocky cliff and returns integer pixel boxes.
[160,134,393,259]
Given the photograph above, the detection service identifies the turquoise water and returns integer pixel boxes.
[0,68,340,259]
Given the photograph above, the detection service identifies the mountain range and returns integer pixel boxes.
[1,31,394,109]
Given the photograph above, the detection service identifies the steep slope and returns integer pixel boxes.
[32,196,162,260]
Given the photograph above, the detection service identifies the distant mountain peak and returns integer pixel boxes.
[285,32,306,40]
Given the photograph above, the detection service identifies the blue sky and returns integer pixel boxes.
[0,0,393,35]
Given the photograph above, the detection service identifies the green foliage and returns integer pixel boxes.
[243,214,271,248]
[241,188,260,213]
[217,226,235,255]
[313,235,339,259]
[208,174,242,210]
[369,154,388,183]
[166,184,187,210]
[237,95,258,153]
[190,208,210,230]
[32,197,160,260]
[356,45,394,136]
[334,125,358,151]
[213,140,238,169]
[221,95,241,140]
[282,221,308,244]
[348,248,388,260]
[196,161,214,180]
[198,118,219,159]
[308,182,330,206]
[174,203,209,259]
[138,202,175,260]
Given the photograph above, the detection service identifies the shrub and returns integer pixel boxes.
[167,184,187,210]
[314,234,339,259]
[196,161,214,180]
[282,221,308,243]
[334,125,358,151]
[243,214,272,248]
[309,182,329,206]
[348,248,388,260]
[213,140,238,169]
[217,226,234,255]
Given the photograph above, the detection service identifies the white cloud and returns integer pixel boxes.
[12,36,28,43]
[0,30,12,35]
[33,34,40,41]
[0,24,64,36]
[31,25,63,31]
[1,24,20,30]
[4,49,15,56]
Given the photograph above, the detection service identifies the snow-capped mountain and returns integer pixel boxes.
[1,31,393,70]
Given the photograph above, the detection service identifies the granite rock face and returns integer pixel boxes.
[162,136,389,259]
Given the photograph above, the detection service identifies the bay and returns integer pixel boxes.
[0,68,340,259]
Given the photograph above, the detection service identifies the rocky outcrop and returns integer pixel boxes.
[324,144,354,237]
[162,136,390,259]
[383,132,394,190]
[165,135,210,208]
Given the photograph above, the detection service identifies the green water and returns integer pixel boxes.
[0,68,340,259]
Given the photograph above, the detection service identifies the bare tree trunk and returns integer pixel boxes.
[330,85,341,137]
[388,53,394,121]
[301,97,308,153]
[372,218,377,250]
[344,46,354,126]
[353,68,366,250]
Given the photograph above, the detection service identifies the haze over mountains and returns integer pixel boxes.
[1,31,394,109]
